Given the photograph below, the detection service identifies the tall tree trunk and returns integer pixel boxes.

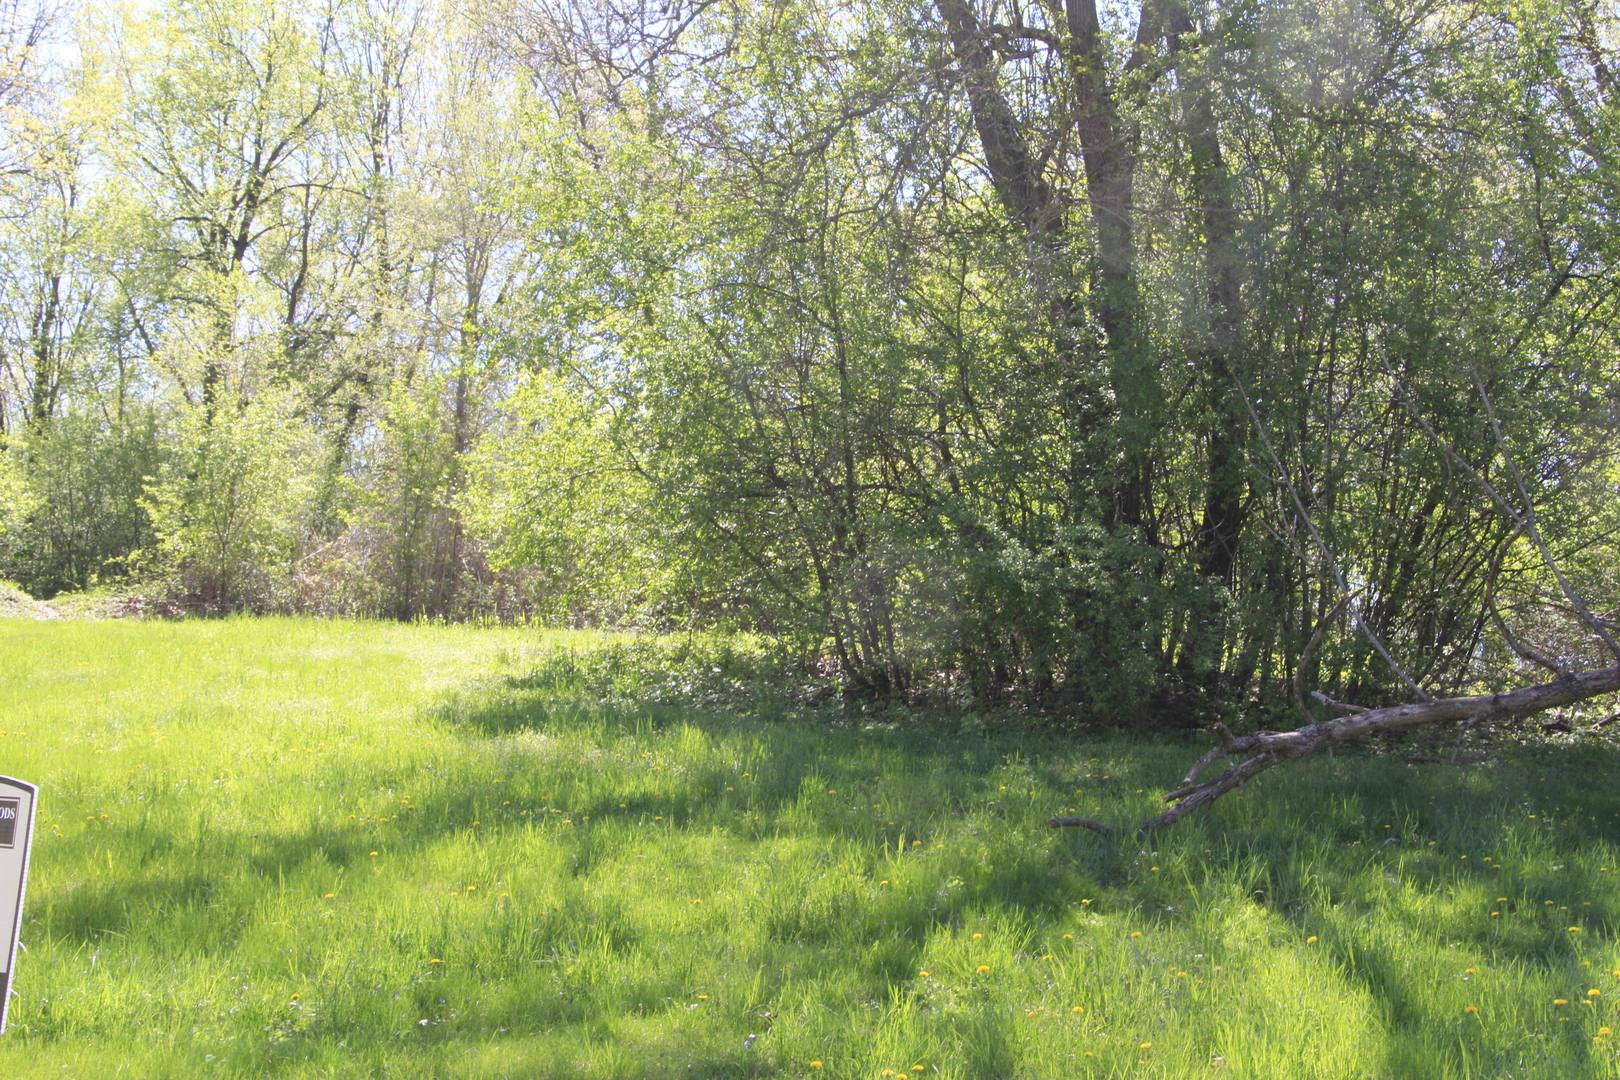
[27,270,62,424]
[936,0,1163,533]
[1166,4,1246,586]
[1164,3,1247,694]
[1063,0,1157,533]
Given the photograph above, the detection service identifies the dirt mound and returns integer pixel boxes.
[0,581,60,620]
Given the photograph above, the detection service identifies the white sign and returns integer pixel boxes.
[0,777,36,1034]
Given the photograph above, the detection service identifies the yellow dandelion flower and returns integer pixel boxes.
[1588,989,1601,996]
[1599,1027,1612,1035]
[1465,968,1476,974]
[323,893,335,899]
[1073,1006,1084,1013]
[1490,911,1500,916]
[976,965,990,973]
[882,1071,896,1077]
[1306,936,1318,944]
[1140,1042,1153,1050]
[1554,999,1568,1005]
[1131,931,1142,938]
[1043,954,1054,960]
[972,933,983,939]
[1063,934,1074,940]
[1465,1006,1478,1014]
[919,970,930,978]
[290,994,300,1001]
[429,959,442,964]
[697,994,708,1000]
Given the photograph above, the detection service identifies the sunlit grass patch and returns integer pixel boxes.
[1,617,1617,1078]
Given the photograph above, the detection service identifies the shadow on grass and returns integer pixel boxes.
[49,667,1620,955]
[36,650,1620,1076]
[443,663,1620,927]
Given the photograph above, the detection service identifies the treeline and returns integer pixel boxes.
[1,0,1617,724]
[0,0,542,619]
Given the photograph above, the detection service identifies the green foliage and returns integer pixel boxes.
[143,396,314,609]
[0,410,161,597]
[4,619,1620,1078]
[464,0,1620,716]
[0,0,1617,719]
[0,438,32,541]
[468,372,663,624]
[355,375,463,621]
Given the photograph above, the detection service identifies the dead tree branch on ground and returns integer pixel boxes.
[1051,360,1620,837]
[1050,665,1620,834]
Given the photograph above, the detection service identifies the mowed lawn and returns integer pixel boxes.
[0,617,1617,1079]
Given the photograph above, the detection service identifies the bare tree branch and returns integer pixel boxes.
[1482,522,1564,675]
[1293,594,1348,723]
[1465,362,1620,662]
[1310,690,1368,714]
[1238,379,1432,700]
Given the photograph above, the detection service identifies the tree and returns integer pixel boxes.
[142,381,313,609]
[92,0,338,380]
[1040,0,1620,828]
[0,0,1613,710]
[0,18,168,597]
[474,0,1620,727]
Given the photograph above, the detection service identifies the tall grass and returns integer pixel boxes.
[0,616,1616,1078]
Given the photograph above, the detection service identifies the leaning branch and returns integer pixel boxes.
[1466,363,1620,663]
[1379,348,1620,664]
[1293,595,1349,723]
[1238,380,1431,701]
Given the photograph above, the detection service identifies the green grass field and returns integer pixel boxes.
[0,615,1617,1079]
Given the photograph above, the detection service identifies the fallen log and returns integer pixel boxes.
[1050,665,1620,835]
